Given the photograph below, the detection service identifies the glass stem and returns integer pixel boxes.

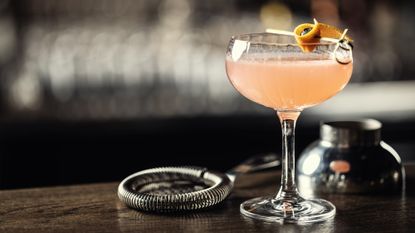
[276,111,302,202]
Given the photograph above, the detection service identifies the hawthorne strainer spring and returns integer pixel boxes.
[118,154,280,212]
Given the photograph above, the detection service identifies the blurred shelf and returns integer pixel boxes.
[307,81,415,122]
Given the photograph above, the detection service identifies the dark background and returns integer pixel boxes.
[0,0,414,189]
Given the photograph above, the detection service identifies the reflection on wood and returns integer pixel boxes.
[0,166,414,232]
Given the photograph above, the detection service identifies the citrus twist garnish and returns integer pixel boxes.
[294,19,352,52]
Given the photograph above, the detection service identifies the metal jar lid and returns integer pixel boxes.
[320,119,382,147]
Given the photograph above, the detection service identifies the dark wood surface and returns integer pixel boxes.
[1,166,415,233]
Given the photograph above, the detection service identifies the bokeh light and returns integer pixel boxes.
[0,0,412,120]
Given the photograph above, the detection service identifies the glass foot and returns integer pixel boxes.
[240,196,335,223]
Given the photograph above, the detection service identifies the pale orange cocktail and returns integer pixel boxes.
[226,58,352,110]
[225,23,354,223]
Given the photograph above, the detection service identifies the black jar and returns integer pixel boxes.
[297,119,405,194]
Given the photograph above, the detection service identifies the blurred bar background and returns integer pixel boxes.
[0,0,414,189]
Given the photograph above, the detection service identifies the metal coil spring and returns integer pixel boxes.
[118,167,233,212]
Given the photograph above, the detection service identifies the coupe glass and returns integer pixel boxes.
[225,32,353,223]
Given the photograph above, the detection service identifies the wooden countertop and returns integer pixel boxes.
[1,166,414,233]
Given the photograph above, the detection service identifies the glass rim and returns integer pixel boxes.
[231,32,340,46]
